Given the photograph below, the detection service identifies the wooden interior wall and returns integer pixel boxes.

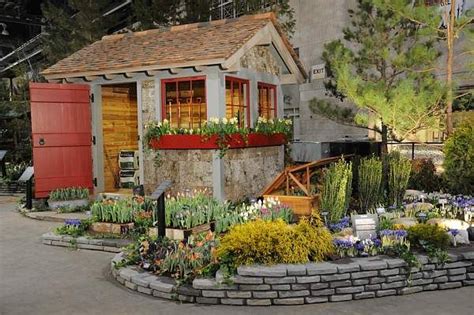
[101,84,138,192]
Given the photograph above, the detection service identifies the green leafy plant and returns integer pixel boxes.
[443,122,474,195]
[49,187,89,201]
[321,158,353,223]
[387,151,411,207]
[358,156,383,212]
[90,199,135,223]
[407,224,450,251]
[55,218,92,237]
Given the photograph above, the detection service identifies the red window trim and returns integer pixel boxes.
[257,82,277,119]
[225,76,251,127]
[160,75,207,129]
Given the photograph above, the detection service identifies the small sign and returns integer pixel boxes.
[352,214,378,239]
[18,167,34,182]
[311,64,326,81]
[376,207,386,215]
[0,150,7,161]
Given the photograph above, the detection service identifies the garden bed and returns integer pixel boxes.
[42,232,132,252]
[111,248,474,305]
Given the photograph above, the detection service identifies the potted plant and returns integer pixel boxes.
[90,199,136,235]
[48,187,89,212]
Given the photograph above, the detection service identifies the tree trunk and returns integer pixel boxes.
[446,0,456,136]
[381,124,389,198]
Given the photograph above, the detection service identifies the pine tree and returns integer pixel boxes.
[312,0,445,190]
[41,0,116,66]
[380,0,473,135]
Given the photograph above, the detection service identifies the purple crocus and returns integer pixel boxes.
[448,229,459,237]
[65,219,81,226]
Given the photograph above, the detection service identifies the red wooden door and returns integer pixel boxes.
[29,83,93,198]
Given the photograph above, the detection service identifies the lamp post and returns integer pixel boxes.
[321,211,329,227]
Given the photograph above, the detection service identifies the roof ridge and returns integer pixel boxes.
[101,12,276,41]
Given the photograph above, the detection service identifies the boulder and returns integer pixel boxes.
[405,190,424,199]
[392,217,418,228]
[404,202,434,212]
[427,218,470,245]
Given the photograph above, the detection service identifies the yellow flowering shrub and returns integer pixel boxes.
[216,219,334,266]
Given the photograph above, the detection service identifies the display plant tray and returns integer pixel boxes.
[148,222,214,241]
[90,222,134,235]
[48,199,89,211]
[149,133,287,150]
[263,194,320,218]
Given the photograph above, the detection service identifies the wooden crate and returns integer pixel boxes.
[263,194,320,217]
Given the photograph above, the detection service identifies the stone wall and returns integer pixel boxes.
[42,232,131,253]
[240,46,280,76]
[111,250,474,305]
[223,146,284,200]
[143,150,214,195]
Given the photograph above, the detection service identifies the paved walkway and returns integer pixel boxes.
[0,196,473,315]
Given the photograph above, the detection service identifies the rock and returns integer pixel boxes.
[467,227,474,241]
[392,217,418,227]
[405,190,424,199]
[404,202,434,212]
[427,219,470,245]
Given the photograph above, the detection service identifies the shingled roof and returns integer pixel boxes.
[41,13,306,81]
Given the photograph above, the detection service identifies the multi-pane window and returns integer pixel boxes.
[258,82,277,119]
[162,77,206,129]
[225,76,250,127]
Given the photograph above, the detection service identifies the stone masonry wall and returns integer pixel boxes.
[111,250,474,305]
[223,146,284,201]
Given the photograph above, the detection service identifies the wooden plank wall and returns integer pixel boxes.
[101,84,138,192]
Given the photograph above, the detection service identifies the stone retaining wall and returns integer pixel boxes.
[111,250,474,305]
[42,232,131,253]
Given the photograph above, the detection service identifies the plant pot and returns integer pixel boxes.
[90,222,134,235]
[148,222,213,240]
[263,194,320,218]
[48,199,89,211]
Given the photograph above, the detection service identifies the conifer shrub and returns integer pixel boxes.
[408,158,440,193]
[216,219,334,267]
[321,159,353,223]
[407,224,450,250]
[358,156,383,212]
[387,151,411,207]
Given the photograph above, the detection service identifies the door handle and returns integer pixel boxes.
[39,138,45,145]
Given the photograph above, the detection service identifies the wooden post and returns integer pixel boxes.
[157,194,166,237]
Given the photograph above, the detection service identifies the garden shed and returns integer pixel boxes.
[32,13,306,200]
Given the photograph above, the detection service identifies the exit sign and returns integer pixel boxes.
[311,64,326,81]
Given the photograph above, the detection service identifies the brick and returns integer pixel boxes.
[103,246,120,253]
[376,289,396,297]
[196,297,219,304]
[449,274,466,281]
[354,292,375,300]
[359,260,388,271]
[125,281,137,291]
[422,264,436,271]
[193,279,217,289]
[177,295,194,303]
[233,276,263,284]
[370,277,387,284]
[150,279,175,293]
[202,290,226,298]
[381,281,406,289]
[305,296,328,303]
[137,286,152,295]
[292,284,309,290]
[77,244,103,251]
[411,272,423,280]
[336,264,360,273]
[379,269,399,277]
[239,284,271,291]
[221,298,244,305]
[330,280,352,288]
[443,261,471,269]
[177,286,201,297]
[463,280,474,286]
[287,264,307,276]
[238,265,286,277]
[398,286,422,295]
[423,284,438,291]
[448,268,466,276]
[411,278,433,286]
[351,271,378,279]
[468,273,474,280]
[352,279,369,285]
[42,240,52,245]
[119,269,138,282]
[336,286,364,294]
[87,238,104,246]
[131,274,152,287]
[311,288,335,296]
[51,241,71,247]
[321,273,350,282]
[264,276,295,284]
[152,290,174,300]
[416,255,429,265]
[246,299,272,306]
[329,295,352,302]
[306,263,338,275]
[433,276,448,283]
[271,284,291,290]
[438,282,462,290]
[460,252,474,260]
[387,275,406,283]
[253,291,278,299]
[116,276,125,285]
[278,290,310,298]
[273,298,305,305]
[423,270,447,279]
[386,259,407,268]
[226,291,251,298]
[296,275,320,283]
[310,283,329,290]
[365,284,381,291]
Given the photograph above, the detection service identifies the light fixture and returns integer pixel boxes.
[0,23,9,36]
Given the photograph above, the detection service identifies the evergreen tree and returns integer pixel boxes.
[41,0,116,65]
[311,0,445,189]
[132,0,182,30]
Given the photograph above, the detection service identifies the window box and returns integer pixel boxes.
[149,133,287,150]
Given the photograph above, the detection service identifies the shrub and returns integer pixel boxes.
[216,219,333,267]
[358,156,383,212]
[91,199,135,223]
[49,187,89,201]
[407,224,450,250]
[387,151,411,207]
[443,123,474,195]
[408,159,440,192]
[321,158,353,223]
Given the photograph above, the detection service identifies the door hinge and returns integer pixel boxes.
[93,178,97,187]
[90,93,94,103]
[92,136,96,145]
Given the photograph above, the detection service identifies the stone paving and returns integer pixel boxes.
[1,196,473,315]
